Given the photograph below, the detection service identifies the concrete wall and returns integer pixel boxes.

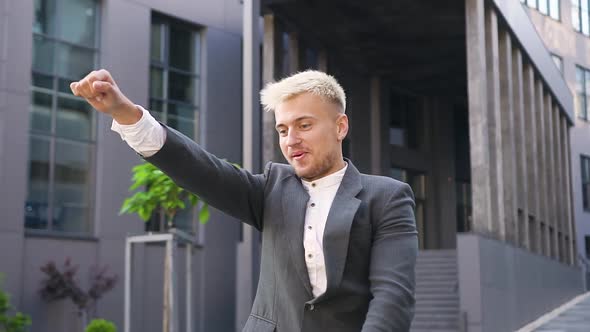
[0,0,245,331]
[524,0,590,262]
[458,233,583,332]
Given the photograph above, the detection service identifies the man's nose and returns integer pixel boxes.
[285,130,301,146]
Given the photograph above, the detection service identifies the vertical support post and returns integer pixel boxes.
[562,118,575,264]
[466,0,493,235]
[239,0,260,330]
[485,6,506,240]
[262,14,283,163]
[288,32,299,73]
[554,105,565,261]
[124,238,132,332]
[536,81,549,256]
[186,245,193,332]
[512,48,529,249]
[523,64,541,253]
[545,94,557,259]
[498,28,517,245]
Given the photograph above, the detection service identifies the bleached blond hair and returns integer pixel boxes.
[260,70,346,113]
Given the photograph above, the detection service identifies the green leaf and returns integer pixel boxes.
[199,204,210,224]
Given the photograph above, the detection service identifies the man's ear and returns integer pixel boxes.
[337,114,349,141]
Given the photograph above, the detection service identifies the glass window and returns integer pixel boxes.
[539,0,549,14]
[26,0,99,234]
[551,53,563,74]
[149,14,202,233]
[577,66,589,120]
[149,14,201,141]
[523,0,561,19]
[549,0,561,19]
[582,155,590,211]
[573,0,590,35]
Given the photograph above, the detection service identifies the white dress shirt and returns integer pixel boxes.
[110,105,348,299]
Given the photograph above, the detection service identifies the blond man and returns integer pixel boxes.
[71,69,418,332]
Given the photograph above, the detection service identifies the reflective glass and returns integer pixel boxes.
[56,43,94,80]
[30,91,53,133]
[169,25,194,72]
[168,72,194,104]
[168,115,195,139]
[150,67,164,99]
[56,97,94,140]
[549,0,560,19]
[53,140,92,233]
[33,0,56,36]
[573,5,581,31]
[25,136,51,230]
[168,102,195,119]
[58,0,97,47]
[32,35,54,74]
[539,0,549,14]
[32,72,53,89]
[151,22,164,62]
[583,10,590,35]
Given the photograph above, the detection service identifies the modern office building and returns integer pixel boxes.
[520,0,590,286]
[0,0,586,332]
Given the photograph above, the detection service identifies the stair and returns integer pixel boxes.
[410,249,460,332]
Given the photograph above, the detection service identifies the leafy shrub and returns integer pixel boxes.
[85,318,117,332]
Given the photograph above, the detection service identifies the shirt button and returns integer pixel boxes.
[311,183,316,188]
[308,254,313,259]
[310,203,316,207]
[308,226,312,230]
[308,304,315,311]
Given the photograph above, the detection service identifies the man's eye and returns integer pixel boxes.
[278,130,287,136]
[301,123,311,129]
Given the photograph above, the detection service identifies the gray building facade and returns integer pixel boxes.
[0,0,588,332]
[521,0,590,284]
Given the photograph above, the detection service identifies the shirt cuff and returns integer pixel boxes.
[110,105,166,157]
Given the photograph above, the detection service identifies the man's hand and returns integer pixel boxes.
[70,69,142,125]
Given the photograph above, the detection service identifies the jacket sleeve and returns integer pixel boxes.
[361,182,418,332]
[142,122,269,231]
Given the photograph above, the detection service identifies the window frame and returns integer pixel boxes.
[576,65,590,121]
[26,0,100,235]
[582,155,590,212]
[521,0,561,21]
[572,0,590,35]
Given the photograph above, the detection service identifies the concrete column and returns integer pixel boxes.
[553,105,565,262]
[466,0,493,235]
[535,81,549,257]
[288,32,299,73]
[370,76,382,175]
[512,48,529,250]
[485,7,506,241]
[238,0,261,329]
[498,29,518,245]
[262,14,284,163]
[545,94,558,260]
[562,118,575,264]
[523,65,541,254]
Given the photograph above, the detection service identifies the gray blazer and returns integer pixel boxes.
[144,124,418,332]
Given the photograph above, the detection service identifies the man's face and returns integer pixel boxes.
[274,92,348,181]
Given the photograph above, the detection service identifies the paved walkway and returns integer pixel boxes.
[517,292,590,332]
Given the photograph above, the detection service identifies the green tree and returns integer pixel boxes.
[85,319,116,332]
[0,275,31,332]
[119,162,211,230]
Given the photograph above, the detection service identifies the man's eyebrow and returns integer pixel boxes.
[275,116,316,130]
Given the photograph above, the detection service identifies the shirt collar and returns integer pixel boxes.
[302,162,348,192]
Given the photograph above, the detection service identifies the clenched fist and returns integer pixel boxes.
[70,69,142,125]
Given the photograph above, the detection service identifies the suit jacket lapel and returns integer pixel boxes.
[315,161,362,303]
[281,175,313,298]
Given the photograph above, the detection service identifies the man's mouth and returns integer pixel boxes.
[291,151,307,161]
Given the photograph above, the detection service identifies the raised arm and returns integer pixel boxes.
[71,69,268,230]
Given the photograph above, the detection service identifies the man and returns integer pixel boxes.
[70,69,418,332]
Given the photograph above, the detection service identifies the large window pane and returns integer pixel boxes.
[582,10,589,35]
[168,103,195,119]
[32,35,54,74]
[168,115,195,139]
[25,136,51,230]
[32,72,53,89]
[539,0,549,14]
[56,43,94,80]
[53,140,92,233]
[30,91,53,133]
[151,22,164,62]
[58,0,97,47]
[150,67,164,99]
[573,4,581,31]
[169,26,195,72]
[33,0,56,36]
[56,97,94,140]
[168,72,195,104]
[549,0,560,19]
